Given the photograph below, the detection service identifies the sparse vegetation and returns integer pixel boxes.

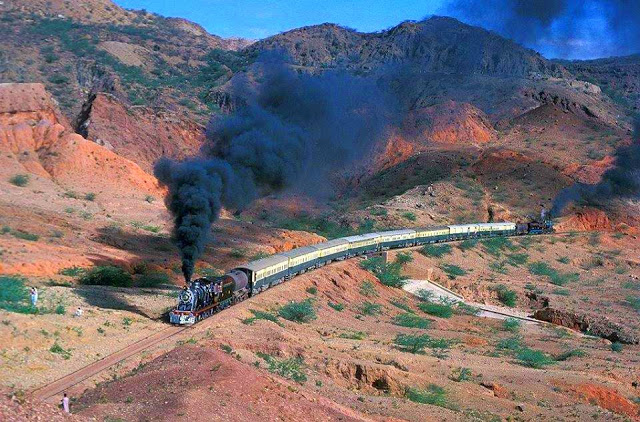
[305,286,317,295]
[393,333,452,354]
[256,352,307,384]
[529,261,580,286]
[136,271,170,288]
[389,299,413,312]
[420,244,452,258]
[358,301,382,316]
[393,312,432,329]
[49,341,71,359]
[229,248,246,258]
[9,174,30,187]
[555,349,586,361]
[611,342,623,352]
[359,281,378,297]
[494,284,517,307]
[515,348,555,368]
[502,318,521,333]
[0,276,37,314]
[339,331,367,340]
[439,264,467,279]
[79,266,133,287]
[402,212,417,221]
[450,367,472,382]
[279,299,316,323]
[458,239,478,251]
[242,309,282,326]
[327,301,344,311]
[405,385,458,410]
[624,295,640,311]
[84,192,96,201]
[360,255,410,288]
[418,302,453,318]
[10,230,39,241]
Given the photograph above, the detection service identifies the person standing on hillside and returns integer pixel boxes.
[30,287,38,307]
[61,393,70,413]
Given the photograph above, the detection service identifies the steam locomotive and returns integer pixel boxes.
[170,220,553,325]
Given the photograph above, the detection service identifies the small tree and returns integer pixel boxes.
[393,333,432,354]
[279,299,316,323]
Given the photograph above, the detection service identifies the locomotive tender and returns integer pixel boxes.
[170,220,552,325]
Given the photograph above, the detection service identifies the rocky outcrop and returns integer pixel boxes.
[533,307,638,344]
[76,93,205,172]
[0,83,161,195]
[554,209,612,232]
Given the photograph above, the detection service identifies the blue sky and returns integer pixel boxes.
[115,0,446,40]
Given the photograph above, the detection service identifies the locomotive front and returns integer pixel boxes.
[170,270,249,325]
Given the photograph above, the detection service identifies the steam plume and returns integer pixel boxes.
[155,59,395,282]
[551,118,640,216]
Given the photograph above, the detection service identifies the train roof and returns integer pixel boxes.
[414,225,450,232]
[343,233,380,242]
[376,229,416,237]
[280,245,318,258]
[236,254,289,272]
[312,238,349,250]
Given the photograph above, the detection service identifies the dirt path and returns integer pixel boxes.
[403,278,542,323]
[31,325,187,402]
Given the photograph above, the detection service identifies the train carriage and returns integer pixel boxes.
[234,255,289,295]
[281,246,320,278]
[448,224,481,240]
[344,233,380,256]
[378,229,416,249]
[415,226,450,244]
[313,238,350,266]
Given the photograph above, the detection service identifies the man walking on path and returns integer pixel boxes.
[61,393,69,413]
[30,287,38,307]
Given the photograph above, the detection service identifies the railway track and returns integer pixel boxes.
[30,229,569,402]
[31,325,188,402]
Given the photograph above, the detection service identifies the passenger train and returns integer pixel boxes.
[170,220,552,325]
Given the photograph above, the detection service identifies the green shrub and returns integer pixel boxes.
[389,299,413,312]
[360,256,409,288]
[359,281,378,297]
[144,195,155,203]
[557,256,570,264]
[455,302,480,316]
[402,212,417,221]
[306,286,317,295]
[84,192,96,201]
[49,342,71,359]
[553,288,570,296]
[393,333,432,354]
[420,244,452,258]
[393,312,432,329]
[79,266,133,287]
[481,237,516,257]
[515,348,555,368]
[242,309,282,326]
[496,336,524,352]
[458,239,478,251]
[369,208,387,216]
[418,302,453,318]
[625,295,640,311]
[229,248,246,258]
[256,352,307,384]
[395,251,414,265]
[279,299,316,323]
[0,276,37,314]
[495,285,517,307]
[358,301,381,316]
[440,264,466,279]
[528,262,578,286]
[11,230,39,241]
[450,367,472,382]
[136,271,169,288]
[405,385,457,410]
[339,331,367,340]
[489,261,508,274]
[327,301,344,311]
[9,174,29,187]
[502,318,521,333]
[555,349,586,361]
[54,305,66,315]
[611,342,623,352]
[506,253,529,267]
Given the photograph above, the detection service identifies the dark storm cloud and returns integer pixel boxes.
[443,0,640,59]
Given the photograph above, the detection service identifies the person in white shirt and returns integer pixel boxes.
[30,287,38,307]
[61,393,70,413]
[74,307,83,317]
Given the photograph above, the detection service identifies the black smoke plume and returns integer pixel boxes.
[443,0,640,59]
[155,59,395,282]
[551,119,640,216]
